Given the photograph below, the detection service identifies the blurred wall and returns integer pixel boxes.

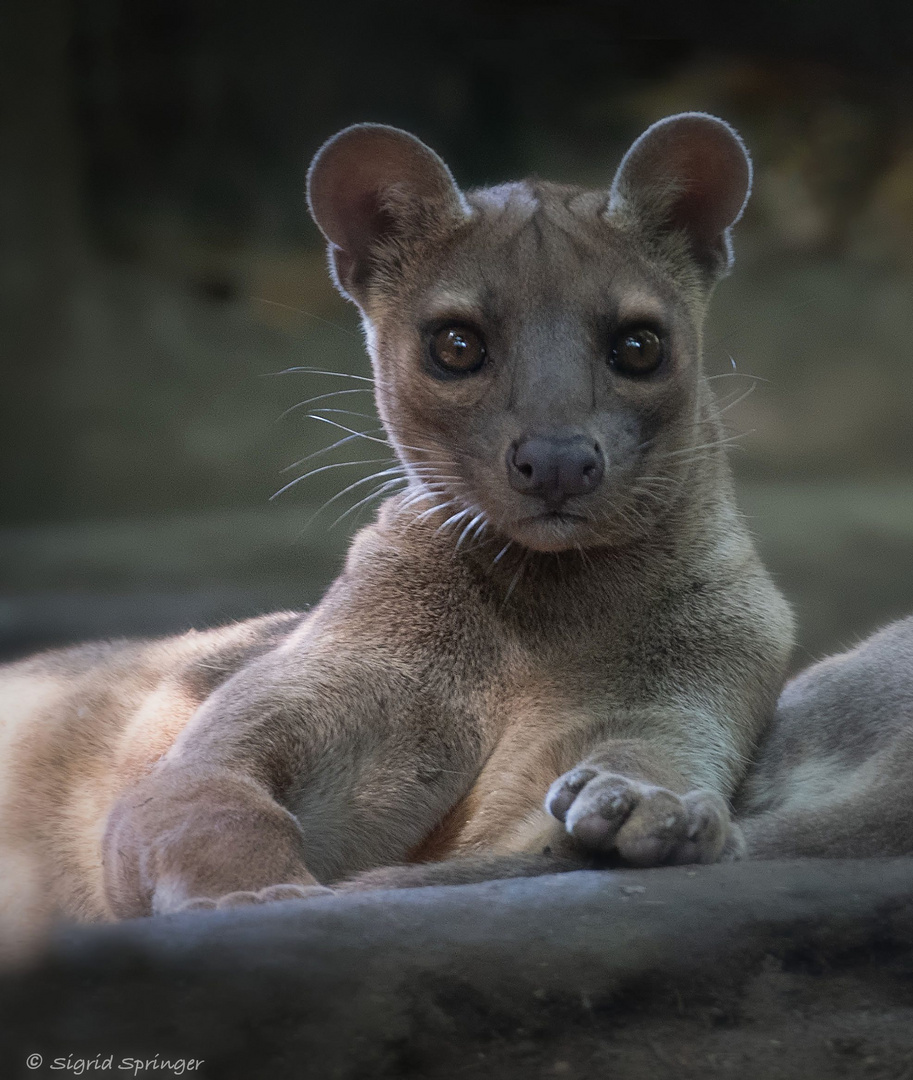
[2,3,913,662]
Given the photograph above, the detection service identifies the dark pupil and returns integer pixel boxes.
[626,334,647,359]
[448,331,469,357]
[437,327,481,369]
[619,330,659,371]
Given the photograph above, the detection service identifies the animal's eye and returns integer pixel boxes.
[429,324,487,375]
[610,326,664,377]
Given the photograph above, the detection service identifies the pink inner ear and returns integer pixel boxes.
[613,113,752,246]
[668,128,751,240]
[307,124,465,257]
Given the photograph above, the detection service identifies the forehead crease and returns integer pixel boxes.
[468,183,539,245]
[459,186,682,315]
[499,206,598,295]
[546,208,604,251]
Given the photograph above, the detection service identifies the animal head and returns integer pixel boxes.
[306,114,751,553]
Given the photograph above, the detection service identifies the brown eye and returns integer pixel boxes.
[429,324,487,375]
[610,327,664,377]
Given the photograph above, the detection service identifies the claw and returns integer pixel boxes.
[176,882,334,914]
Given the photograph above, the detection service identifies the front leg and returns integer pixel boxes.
[104,766,332,918]
[101,631,474,917]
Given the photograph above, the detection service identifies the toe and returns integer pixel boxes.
[264,884,334,902]
[545,767,598,822]
[216,890,261,908]
[669,790,729,865]
[176,896,218,913]
[564,774,637,852]
[614,789,688,866]
[216,883,334,908]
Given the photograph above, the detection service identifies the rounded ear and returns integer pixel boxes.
[306,123,468,302]
[609,113,752,278]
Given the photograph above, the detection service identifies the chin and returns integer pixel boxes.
[507,513,595,553]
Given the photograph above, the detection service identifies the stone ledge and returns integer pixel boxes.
[2,859,912,1078]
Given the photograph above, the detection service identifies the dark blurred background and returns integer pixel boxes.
[3,2,913,666]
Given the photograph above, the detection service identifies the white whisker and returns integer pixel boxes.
[503,553,529,605]
[305,465,409,521]
[311,408,380,422]
[436,507,473,537]
[706,372,769,384]
[653,432,750,462]
[329,477,409,528]
[493,542,513,564]
[307,414,393,448]
[455,510,486,552]
[716,382,757,417]
[268,366,373,381]
[271,457,395,501]
[282,430,386,473]
[400,486,450,513]
[414,499,459,523]
[252,298,360,337]
[276,388,374,422]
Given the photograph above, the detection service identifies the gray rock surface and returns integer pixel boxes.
[2,859,912,1079]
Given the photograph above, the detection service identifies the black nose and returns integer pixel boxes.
[507,436,605,506]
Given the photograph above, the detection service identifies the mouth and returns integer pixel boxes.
[507,508,591,552]
[518,510,589,526]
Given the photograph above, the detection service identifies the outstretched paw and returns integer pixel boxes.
[545,766,734,866]
[176,883,334,913]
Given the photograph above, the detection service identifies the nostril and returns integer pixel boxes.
[510,442,536,482]
[582,443,601,481]
[508,440,545,495]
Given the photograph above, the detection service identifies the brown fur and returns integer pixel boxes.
[0,115,794,921]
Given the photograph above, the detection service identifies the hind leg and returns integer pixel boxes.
[741,748,913,860]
